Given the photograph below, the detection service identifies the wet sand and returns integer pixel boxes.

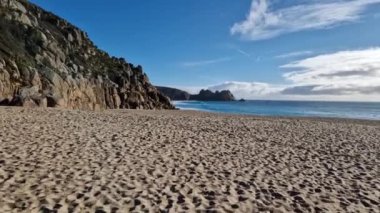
[0,107,379,212]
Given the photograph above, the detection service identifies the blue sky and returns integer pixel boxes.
[30,0,380,101]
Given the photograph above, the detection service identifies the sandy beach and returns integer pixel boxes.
[0,107,379,212]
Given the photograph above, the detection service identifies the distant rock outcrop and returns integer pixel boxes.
[156,86,190,101]
[157,86,236,101]
[190,89,235,101]
[0,0,174,110]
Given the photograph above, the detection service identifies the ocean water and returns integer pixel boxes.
[173,100,380,120]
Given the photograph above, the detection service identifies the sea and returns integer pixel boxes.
[173,100,380,120]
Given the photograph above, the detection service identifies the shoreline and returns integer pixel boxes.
[174,107,380,125]
[2,105,380,126]
[0,107,379,212]
[172,100,380,121]
[3,105,380,123]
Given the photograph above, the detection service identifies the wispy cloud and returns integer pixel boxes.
[236,49,251,57]
[224,44,252,57]
[206,47,380,101]
[374,13,380,18]
[276,50,314,59]
[165,86,204,94]
[231,0,380,41]
[182,57,231,67]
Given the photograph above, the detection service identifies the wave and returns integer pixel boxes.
[172,100,380,120]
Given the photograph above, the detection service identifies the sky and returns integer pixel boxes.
[30,0,380,101]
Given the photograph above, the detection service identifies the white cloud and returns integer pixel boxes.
[276,50,314,59]
[282,48,380,87]
[182,57,231,67]
[206,48,380,101]
[231,0,380,40]
[208,81,283,99]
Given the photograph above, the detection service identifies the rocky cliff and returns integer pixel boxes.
[0,0,174,110]
[156,86,190,101]
[157,86,236,101]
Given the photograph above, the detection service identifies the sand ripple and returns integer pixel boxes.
[0,107,379,212]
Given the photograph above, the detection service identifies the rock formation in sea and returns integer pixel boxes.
[189,89,235,101]
[157,86,236,101]
[0,0,174,110]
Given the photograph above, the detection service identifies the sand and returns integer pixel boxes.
[0,107,379,213]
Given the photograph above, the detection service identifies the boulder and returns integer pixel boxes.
[8,86,48,108]
[9,0,27,14]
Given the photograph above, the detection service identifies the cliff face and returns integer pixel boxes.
[157,86,235,101]
[156,86,190,101]
[0,0,174,110]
